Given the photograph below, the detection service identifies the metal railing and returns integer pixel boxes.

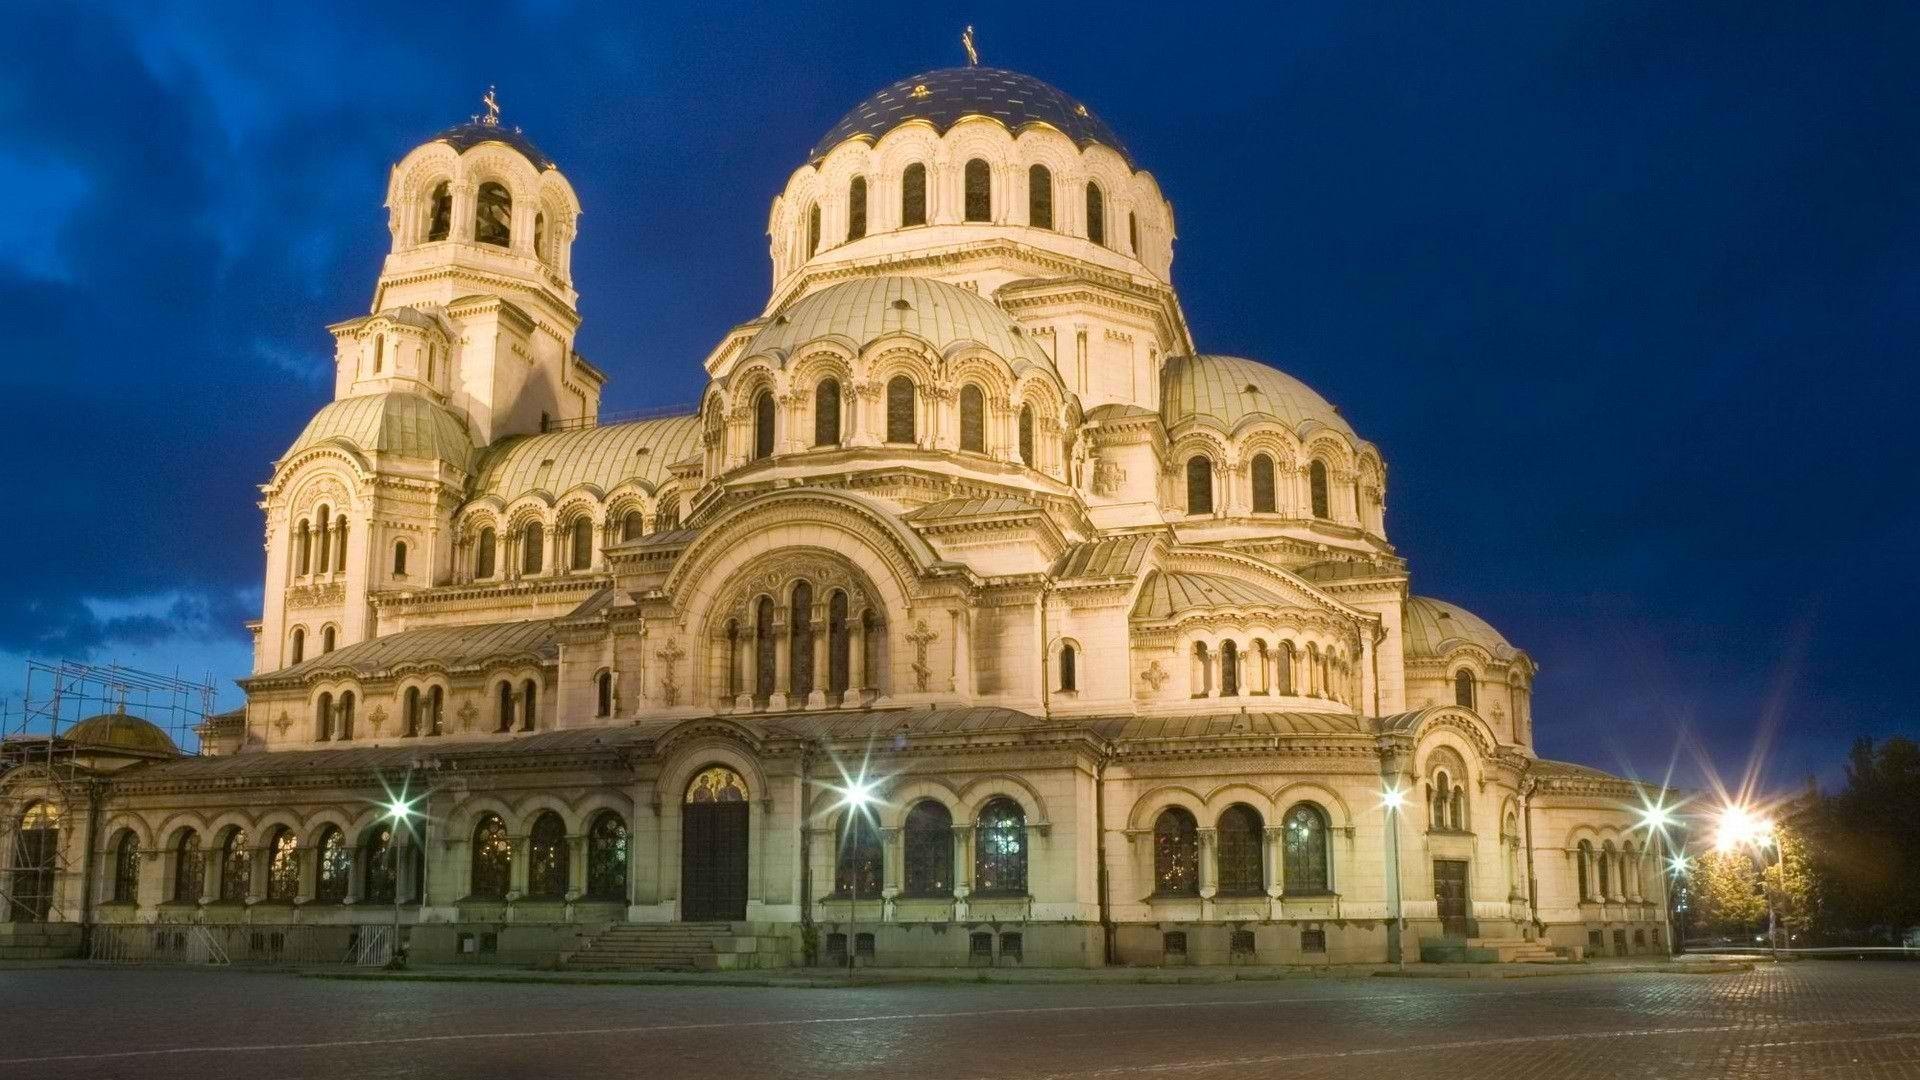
[88,924,386,966]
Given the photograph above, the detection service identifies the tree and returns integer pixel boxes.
[1804,737,1920,940]
[1688,848,1764,937]
[1762,824,1817,943]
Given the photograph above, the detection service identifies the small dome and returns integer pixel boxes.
[1161,354,1355,439]
[812,66,1133,167]
[747,277,1055,372]
[1403,596,1517,660]
[67,708,178,756]
[432,121,555,171]
[283,391,474,471]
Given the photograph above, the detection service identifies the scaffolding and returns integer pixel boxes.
[0,659,216,925]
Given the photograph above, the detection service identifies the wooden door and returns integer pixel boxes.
[1433,859,1472,937]
[681,801,748,922]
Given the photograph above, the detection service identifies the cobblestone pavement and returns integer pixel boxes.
[1,962,1915,1079]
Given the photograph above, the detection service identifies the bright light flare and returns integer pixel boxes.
[837,777,876,811]
[1380,786,1406,811]
[1639,802,1675,831]
[1714,804,1774,851]
[1668,854,1690,876]
[386,797,415,821]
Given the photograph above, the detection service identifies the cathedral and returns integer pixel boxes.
[0,59,1671,968]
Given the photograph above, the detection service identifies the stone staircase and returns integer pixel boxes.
[1420,935,1579,964]
[559,922,789,971]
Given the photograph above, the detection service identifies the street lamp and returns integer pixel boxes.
[1380,786,1406,970]
[835,776,876,979]
[1637,799,1678,956]
[1714,804,1779,958]
[385,795,415,970]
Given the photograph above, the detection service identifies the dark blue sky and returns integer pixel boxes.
[1,2,1913,789]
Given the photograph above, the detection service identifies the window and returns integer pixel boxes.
[1128,210,1138,253]
[1220,640,1240,696]
[1153,808,1199,896]
[1164,930,1188,957]
[1028,164,1053,228]
[496,681,514,732]
[1018,405,1034,466]
[403,687,420,738]
[975,798,1028,896]
[847,177,867,241]
[475,181,512,246]
[827,591,851,698]
[1282,803,1331,895]
[753,389,775,460]
[1085,182,1105,246]
[426,180,451,241]
[333,515,346,572]
[1454,669,1475,710]
[519,679,537,731]
[314,504,330,570]
[789,580,815,700]
[834,811,883,898]
[595,670,613,717]
[569,517,592,571]
[754,597,776,701]
[1186,455,1213,515]
[1278,641,1294,694]
[172,830,203,903]
[1577,841,1594,901]
[959,384,986,453]
[1251,453,1276,513]
[373,336,384,374]
[337,689,355,741]
[1599,843,1613,898]
[806,202,821,258]
[885,375,916,443]
[1301,927,1327,953]
[534,212,547,263]
[902,801,953,898]
[112,831,140,903]
[521,522,544,574]
[901,163,927,226]
[621,510,644,542]
[587,812,628,900]
[295,520,311,575]
[470,815,511,900]
[316,692,334,741]
[814,378,842,446]
[1191,641,1211,697]
[528,812,568,899]
[970,931,993,959]
[1217,805,1264,896]
[314,827,350,903]
[289,628,305,666]
[1309,460,1330,519]
[265,829,298,902]
[363,825,396,904]
[475,526,496,578]
[321,626,336,654]
[964,158,991,221]
[1058,643,1077,692]
[1232,929,1257,957]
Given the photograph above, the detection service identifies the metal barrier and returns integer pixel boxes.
[89,924,389,966]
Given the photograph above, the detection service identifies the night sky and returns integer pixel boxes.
[1,3,1913,790]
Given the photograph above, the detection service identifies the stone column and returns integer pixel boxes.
[952,824,974,920]
[808,609,829,709]
[848,619,867,702]
[770,610,791,711]
[567,835,586,902]
[1198,827,1218,903]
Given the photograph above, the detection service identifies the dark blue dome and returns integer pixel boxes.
[811,67,1133,167]
[432,121,555,171]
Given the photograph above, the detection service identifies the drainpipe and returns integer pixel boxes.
[799,743,815,934]
[1094,746,1115,966]
[1038,576,1053,720]
[1521,776,1540,936]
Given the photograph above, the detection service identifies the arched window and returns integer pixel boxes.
[112,830,140,903]
[1028,163,1053,228]
[474,181,512,246]
[1251,640,1271,694]
[902,800,954,898]
[1018,405,1035,466]
[1217,805,1265,896]
[519,679,537,731]
[1186,455,1213,515]
[528,812,568,899]
[752,389,775,460]
[534,211,547,263]
[1309,460,1330,519]
[521,522,544,574]
[1282,803,1331,894]
[621,510,645,542]
[827,591,851,699]
[595,670,613,717]
[975,798,1028,896]
[392,540,408,576]
[1128,210,1138,253]
[901,163,927,226]
[1431,770,1452,830]
[295,520,311,575]
[314,826,350,903]
[1278,641,1295,694]
[885,375,916,444]
[470,815,511,900]
[834,810,882,898]
[1058,643,1077,693]
[402,687,420,738]
[321,626,336,654]
[172,830,203,903]
[1599,843,1615,899]
[265,829,298,902]
[363,824,396,904]
[1191,641,1211,697]
[814,378,842,447]
[289,628,305,666]
[427,685,444,736]
[570,517,592,571]
[373,336,384,374]
[12,803,59,920]
[497,680,514,732]
[1454,669,1475,710]
[1085,182,1106,246]
[314,504,331,572]
[1153,807,1199,896]
[789,580,815,700]
[337,690,355,740]
[316,691,334,741]
[587,812,629,900]
[1220,640,1240,696]
[964,158,991,221]
[754,596,776,701]
[475,526,496,578]
[847,176,868,241]
[806,202,821,258]
[860,609,880,692]
[1450,787,1466,832]
[1251,453,1277,513]
[426,180,452,241]
[959,384,986,453]
[333,514,347,573]
[1576,840,1594,901]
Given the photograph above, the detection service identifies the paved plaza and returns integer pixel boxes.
[1,962,1916,1079]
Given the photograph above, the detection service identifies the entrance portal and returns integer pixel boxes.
[681,766,749,921]
[1433,858,1472,937]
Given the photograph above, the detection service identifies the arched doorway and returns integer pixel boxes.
[10,802,61,922]
[681,766,749,921]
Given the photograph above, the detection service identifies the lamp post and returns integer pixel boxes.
[1638,801,1677,957]
[835,777,876,979]
[1714,805,1778,959]
[385,796,415,970]
[1381,786,1406,971]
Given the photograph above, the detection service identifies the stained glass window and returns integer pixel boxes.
[265,829,299,902]
[587,813,628,900]
[685,766,749,803]
[522,522,544,574]
[1018,405,1035,467]
[834,811,883,898]
[1186,456,1213,515]
[1217,805,1264,896]
[1028,164,1053,229]
[815,378,842,447]
[621,511,644,542]
[1309,460,1330,519]
[886,376,916,444]
[173,831,203,903]
[1282,804,1330,895]
[753,390,775,459]
[754,597,776,701]
[471,815,511,900]
[497,680,514,733]
[474,181,512,247]
[847,177,867,241]
[959,385,986,453]
[528,812,568,899]
[570,518,592,570]
[827,591,850,697]
[1251,454,1276,513]
[975,798,1028,896]
[1221,640,1240,696]
[1454,669,1475,710]
[219,829,252,902]
[113,831,140,903]
[1153,808,1199,896]
[315,827,350,903]
[902,801,953,898]
[964,158,991,222]
[364,825,396,904]
[902,163,927,226]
